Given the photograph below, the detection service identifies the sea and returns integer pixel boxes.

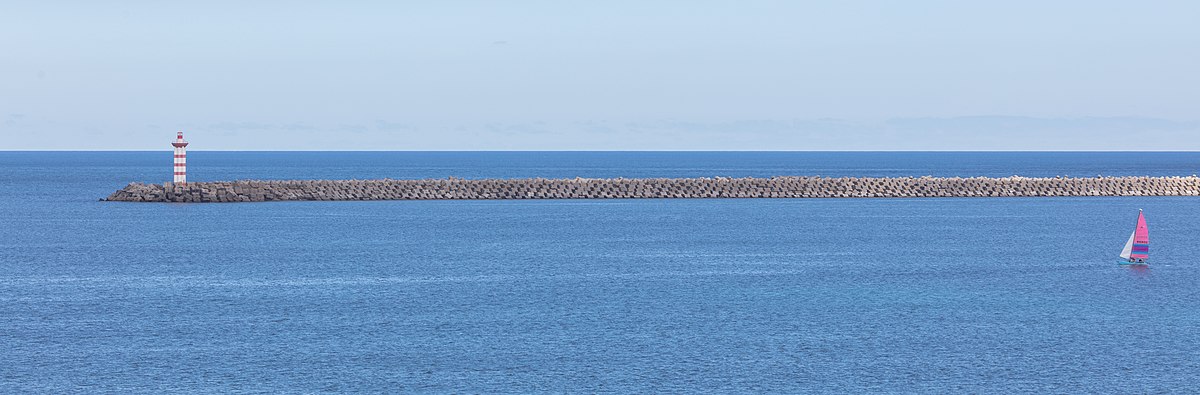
[1,151,1199,393]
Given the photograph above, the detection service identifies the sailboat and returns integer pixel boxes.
[1118,209,1150,265]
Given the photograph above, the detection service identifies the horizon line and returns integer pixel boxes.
[4,149,1200,153]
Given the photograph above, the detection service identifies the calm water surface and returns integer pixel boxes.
[1,152,1199,393]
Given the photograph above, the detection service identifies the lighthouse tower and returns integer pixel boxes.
[172,131,189,184]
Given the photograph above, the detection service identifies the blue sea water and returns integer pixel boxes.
[2,152,1200,393]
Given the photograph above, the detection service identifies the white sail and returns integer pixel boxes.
[1119,231,1135,260]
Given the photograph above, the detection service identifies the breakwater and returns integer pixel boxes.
[103,176,1200,202]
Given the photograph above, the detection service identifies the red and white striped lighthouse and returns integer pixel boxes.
[172,131,189,184]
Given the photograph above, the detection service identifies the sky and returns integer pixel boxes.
[1,1,1198,150]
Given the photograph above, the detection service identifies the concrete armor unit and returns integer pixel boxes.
[105,175,1200,203]
[172,131,188,184]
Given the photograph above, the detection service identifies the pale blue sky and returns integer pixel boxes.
[2,1,1197,150]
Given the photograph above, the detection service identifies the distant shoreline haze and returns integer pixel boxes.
[1,116,1198,151]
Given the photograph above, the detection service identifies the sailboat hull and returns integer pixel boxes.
[1118,256,1147,266]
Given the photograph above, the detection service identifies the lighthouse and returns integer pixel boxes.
[172,131,188,184]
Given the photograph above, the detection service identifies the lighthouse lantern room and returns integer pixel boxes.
[172,131,188,184]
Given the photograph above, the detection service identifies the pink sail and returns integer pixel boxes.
[1129,211,1150,260]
